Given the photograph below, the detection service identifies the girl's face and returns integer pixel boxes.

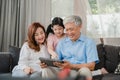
[34,27,45,44]
[52,25,64,37]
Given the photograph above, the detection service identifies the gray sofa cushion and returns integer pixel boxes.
[0,73,30,80]
[102,74,120,80]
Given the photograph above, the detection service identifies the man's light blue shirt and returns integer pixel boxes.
[56,34,99,64]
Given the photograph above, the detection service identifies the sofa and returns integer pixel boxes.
[0,44,120,80]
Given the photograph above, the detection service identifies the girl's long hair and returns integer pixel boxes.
[46,17,64,38]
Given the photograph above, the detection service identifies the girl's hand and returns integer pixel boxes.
[51,53,58,59]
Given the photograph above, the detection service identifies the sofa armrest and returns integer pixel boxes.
[0,52,12,73]
[9,45,21,71]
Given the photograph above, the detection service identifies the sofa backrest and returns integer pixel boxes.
[103,38,120,46]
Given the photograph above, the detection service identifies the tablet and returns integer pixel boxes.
[39,57,64,67]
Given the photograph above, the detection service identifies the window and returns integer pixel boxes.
[88,0,120,37]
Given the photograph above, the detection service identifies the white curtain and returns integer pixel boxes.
[51,0,73,18]
[74,0,88,35]
[0,0,51,51]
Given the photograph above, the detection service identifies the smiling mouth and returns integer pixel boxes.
[69,35,73,38]
[38,38,44,41]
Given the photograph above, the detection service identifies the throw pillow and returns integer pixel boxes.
[114,47,120,74]
[104,45,120,73]
[9,45,21,71]
[114,63,120,75]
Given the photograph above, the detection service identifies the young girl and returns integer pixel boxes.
[46,17,65,59]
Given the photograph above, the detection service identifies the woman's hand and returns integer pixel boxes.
[23,66,34,74]
[30,68,34,73]
[23,66,31,74]
[40,62,47,68]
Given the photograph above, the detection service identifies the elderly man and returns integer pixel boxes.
[55,15,99,80]
[40,15,99,80]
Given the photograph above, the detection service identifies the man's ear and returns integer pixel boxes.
[77,24,82,30]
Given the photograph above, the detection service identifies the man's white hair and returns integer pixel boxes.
[63,15,82,26]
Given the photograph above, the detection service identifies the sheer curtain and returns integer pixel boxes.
[0,0,51,51]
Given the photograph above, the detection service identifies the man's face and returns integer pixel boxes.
[65,22,81,41]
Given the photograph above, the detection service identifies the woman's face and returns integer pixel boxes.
[34,27,45,44]
[52,25,64,37]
